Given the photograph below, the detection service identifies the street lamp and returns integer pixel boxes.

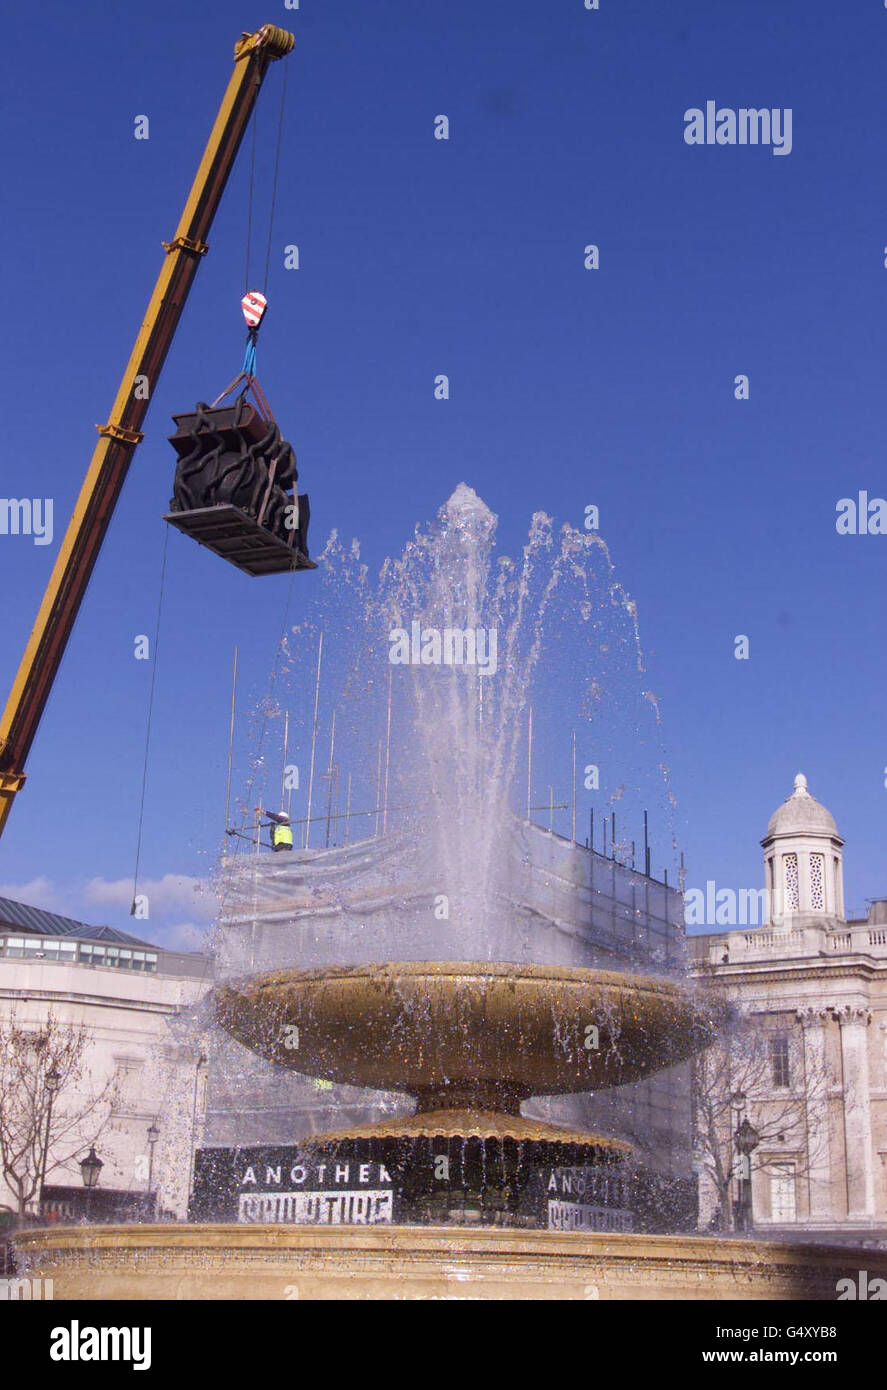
[719,1090,745,1232]
[39,1067,62,1209]
[146,1123,160,1199]
[79,1146,103,1221]
[733,1117,761,1232]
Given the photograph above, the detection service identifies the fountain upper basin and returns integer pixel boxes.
[213,961,713,1104]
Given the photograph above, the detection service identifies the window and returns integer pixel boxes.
[2,935,160,973]
[770,1165,797,1222]
[132,952,158,974]
[809,853,825,911]
[24,938,76,961]
[783,853,799,912]
[770,1033,790,1089]
[114,1058,144,1093]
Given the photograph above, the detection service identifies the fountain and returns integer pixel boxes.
[212,959,708,1225]
[16,489,887,1298]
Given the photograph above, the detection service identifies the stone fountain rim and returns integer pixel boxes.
[219,960,702,997]
[16,1223,887,1273]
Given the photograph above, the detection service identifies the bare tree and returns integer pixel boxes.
[692,1006,833,1232]
[0,1011,117,1218]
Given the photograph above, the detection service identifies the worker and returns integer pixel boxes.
[263,809,293,851]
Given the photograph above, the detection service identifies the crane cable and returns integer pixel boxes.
[262,58,289,293]
[240,62,289,387]
[229,566,297,856]
[124,63,291,908]
[130,526,170,914]
[244,107,258,294]
[141,66,292,876]
[225,62,294,854]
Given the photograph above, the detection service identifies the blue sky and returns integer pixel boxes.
[1,0,884,945]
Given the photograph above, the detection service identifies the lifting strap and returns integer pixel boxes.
[210,369,274,421]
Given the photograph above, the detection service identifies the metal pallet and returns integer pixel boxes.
[164,504,317,577]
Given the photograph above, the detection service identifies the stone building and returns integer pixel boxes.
[0,897,209,1222]
[688,774,887,1244]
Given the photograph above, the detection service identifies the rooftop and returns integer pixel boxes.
[0,896,211,981]
[0,895,152,946]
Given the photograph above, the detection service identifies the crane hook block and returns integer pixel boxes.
[163,400,316,577]
[241,291,267,329]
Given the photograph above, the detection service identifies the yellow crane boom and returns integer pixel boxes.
[0,23,294,839]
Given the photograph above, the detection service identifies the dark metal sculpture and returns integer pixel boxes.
[165,397,315,576]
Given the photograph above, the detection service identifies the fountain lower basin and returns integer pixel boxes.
[18,1224,887,1301]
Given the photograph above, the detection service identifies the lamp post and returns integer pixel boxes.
[146,1123,160,1212]
[39,1067,61,1212]
[79,1146,103,1222]
[726,1090,745,1232]
[733,1116,761,1232]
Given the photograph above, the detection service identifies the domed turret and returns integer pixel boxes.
[761,773,844,924]
[766,772,839,839]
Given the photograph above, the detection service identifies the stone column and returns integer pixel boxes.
[796,1007,832,1220]
[834,1005,874,1219]
[834,853,845,920]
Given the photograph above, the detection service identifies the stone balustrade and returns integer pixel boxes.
[688,920,887,965]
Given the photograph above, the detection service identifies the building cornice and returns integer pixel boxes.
[0,987,190,1016]
[690,959,885,988]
